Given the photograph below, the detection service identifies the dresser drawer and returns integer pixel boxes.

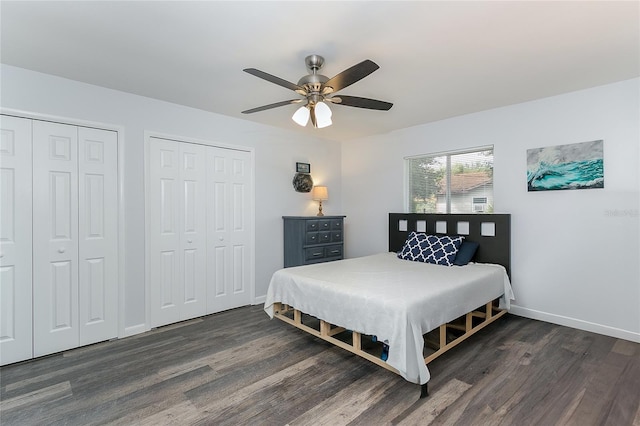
[319,219,332,230]
[331,231,342,242]
[319,231,331,243]
[304,245,343,261]
[305,247,326,261]
[305,232,319,245]
[325,245,343,258]
[306,220,319,231]
[331,219,343,230]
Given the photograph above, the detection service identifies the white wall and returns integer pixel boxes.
[4,64,637,343]
[342,78,640,342]
[1,64,343,334]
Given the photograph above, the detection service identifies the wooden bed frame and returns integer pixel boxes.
[272,213,511,398]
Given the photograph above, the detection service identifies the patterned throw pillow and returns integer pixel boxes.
[397,232,464,266]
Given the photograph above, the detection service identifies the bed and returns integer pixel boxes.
[264,213,514,397]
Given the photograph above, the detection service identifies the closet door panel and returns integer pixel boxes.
[149,139,181,327]
[207,153,229,311]
[0,116,33,365]
[207,148,252,312]
[149,138,207,326]
[78,127,118,345]
[179,143,207,320]
[33,121,79,357]
[228,152,251,303]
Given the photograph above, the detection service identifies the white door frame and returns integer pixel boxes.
[0,108,125,339]
[143,131,256,330]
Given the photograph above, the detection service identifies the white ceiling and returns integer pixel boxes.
[1,1,638,141]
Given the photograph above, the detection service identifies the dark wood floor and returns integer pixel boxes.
[1,305,638,425]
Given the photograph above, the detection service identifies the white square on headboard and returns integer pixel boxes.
[416,220,426,232]
[398,220,408,232]
[436,221,447,234]
[481,222,496,237]
[457,221,470,235]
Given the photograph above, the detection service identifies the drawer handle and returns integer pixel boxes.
[58,247,66,254]
[330,250,340,254]
[312,253,322,256]
[187,239,193,244]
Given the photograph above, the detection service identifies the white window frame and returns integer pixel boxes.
[405,145,494,214]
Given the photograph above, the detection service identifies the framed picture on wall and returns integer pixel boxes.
[527,140,604,191]
[296,162,311,174]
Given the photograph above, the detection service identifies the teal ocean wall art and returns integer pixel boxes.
[527,140,604,191]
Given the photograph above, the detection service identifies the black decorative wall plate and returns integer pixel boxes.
[293,173,313,192]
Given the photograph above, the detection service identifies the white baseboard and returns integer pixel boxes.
[509,304,640,343]
[122,323,148,338]
[253,295,266,305]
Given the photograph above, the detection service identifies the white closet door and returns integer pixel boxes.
[0,116,33,365]
[178,142,207,320]
[78,127,118,345]
[33,121,80,357]
[149,139,181,327]
[148,138,207,327]
[207,147,252,313]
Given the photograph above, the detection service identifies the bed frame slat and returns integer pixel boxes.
[273,300,508,390]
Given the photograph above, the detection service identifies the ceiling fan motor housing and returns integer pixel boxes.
[298,55,330,105]
[297,74,328,101]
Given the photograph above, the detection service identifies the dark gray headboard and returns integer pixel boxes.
[388,213,511,277]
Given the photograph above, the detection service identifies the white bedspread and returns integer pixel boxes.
[264,252,514,385]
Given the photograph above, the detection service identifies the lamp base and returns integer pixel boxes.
[317,200,324,216]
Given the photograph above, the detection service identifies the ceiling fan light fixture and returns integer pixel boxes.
[243,55,392,129]
[314,101,332,128]
[292,105,310,126]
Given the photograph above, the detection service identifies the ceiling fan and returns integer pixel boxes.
[241,55,393,128]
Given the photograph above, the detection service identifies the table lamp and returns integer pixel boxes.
[311,186,328,217]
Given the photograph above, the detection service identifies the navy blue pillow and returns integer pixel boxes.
[453,241,479,266]
[398,232,463,266]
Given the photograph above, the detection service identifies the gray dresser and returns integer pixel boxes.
[283,216,346,267]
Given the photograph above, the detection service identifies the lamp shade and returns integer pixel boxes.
[312,185,328,201]
[314,102,332,128]
[292,106,310,126]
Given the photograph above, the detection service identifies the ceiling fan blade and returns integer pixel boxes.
[323,60,380,93]
[241,99,301,114]
[333,95,393,111]
[243,68,303,92]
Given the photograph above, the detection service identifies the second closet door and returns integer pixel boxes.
[148,138,252,328]
[148,138,207,327]
[206,147,252,313]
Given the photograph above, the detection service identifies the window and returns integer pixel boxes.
[406,147,493,213]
